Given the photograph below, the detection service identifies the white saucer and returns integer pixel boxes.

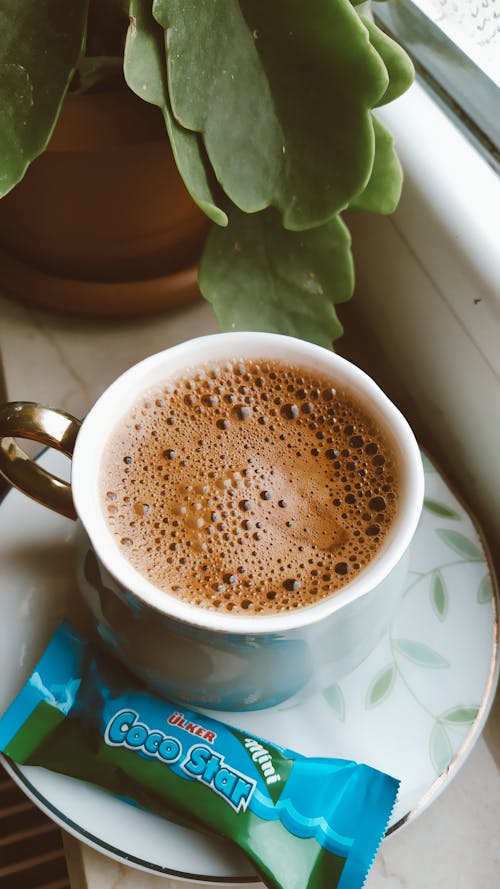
[0,450,498,884]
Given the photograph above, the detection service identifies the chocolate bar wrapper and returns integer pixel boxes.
[0,621,399,889]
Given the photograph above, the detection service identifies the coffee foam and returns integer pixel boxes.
[101,359,400,614]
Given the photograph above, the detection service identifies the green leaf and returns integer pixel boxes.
[429,722,453,774]
[124,0,227,225]
[0,0,88,197]
[431,571,448,621]
[393,638,449,668]
[348,116,402,214]
[423,498,459,519]
[436,530,483,561]
[163,112,228,227]
[361,17,414,107]
[154,0,389,228]
[440,706,479,725]
[366,663,396,708]
[322,683,346,721]
[477,574,493,604]
[125,0,166,106]
[199,206,354,348]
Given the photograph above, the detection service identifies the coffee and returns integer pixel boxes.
[100,359,399,614]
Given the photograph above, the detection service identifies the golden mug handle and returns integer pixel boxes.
[0,402,82,520]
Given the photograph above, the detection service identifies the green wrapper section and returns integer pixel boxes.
[0,622,399,889]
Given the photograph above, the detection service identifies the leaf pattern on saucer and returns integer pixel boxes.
[392,639,449,669]
[429,722,453,774]
[430,570,448,621]
[423,498,459,519]
[354,451,495,782]
[365,664,396,709]
[440,706,479,725]
[322,683,346,721]
[436,529,483,561]
[478,574,493,604]
[428,707,479,774]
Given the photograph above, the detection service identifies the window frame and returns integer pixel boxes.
[374,0,500,172]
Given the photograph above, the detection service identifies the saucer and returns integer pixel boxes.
[0,450,498,884]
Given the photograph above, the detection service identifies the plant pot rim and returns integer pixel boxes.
[47,87,166,153]
[0,245,201,317]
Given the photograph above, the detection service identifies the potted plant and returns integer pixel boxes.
[0,0,413,344]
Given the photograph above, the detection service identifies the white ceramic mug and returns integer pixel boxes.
[0,333,424,710]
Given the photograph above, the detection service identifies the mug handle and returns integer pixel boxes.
[0,402,82,520]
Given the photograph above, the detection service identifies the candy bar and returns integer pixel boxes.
[0,622,399,889]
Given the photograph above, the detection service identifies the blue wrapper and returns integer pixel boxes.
[0,621,399,889]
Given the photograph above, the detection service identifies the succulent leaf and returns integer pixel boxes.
[125,0,227,225]
[199,206,354,348]
[348,116,403,214]
[361,16,414,107]
[153,0,389,229]
[0,0,88,197]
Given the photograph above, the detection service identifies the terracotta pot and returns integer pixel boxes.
[0,90,209,315]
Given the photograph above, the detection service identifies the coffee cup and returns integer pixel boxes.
[0,333,424,710]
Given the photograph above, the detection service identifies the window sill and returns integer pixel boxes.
[344,80,500,550]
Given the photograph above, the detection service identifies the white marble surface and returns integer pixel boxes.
[1,292,499,888]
